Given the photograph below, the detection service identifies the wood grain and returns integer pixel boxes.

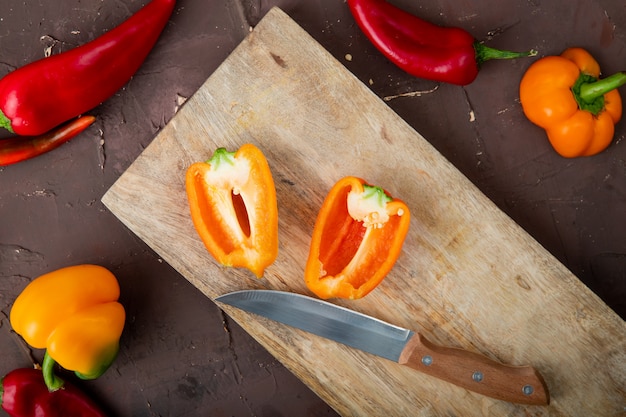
[102,7,626,416]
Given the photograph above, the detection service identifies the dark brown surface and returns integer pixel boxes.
[0,0,624,416]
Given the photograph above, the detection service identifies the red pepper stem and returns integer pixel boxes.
[42,351,65,392]
[474,42,538,66]
[579,71,626,103]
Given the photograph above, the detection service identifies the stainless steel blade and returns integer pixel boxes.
[215,289,413,362]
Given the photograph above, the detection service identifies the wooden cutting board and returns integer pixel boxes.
[102,7,626,416]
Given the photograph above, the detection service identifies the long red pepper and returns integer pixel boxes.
[0,0,175,136]
[347,0,536,85]
[0,116,95,166]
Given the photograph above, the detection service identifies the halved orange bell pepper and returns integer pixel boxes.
[10,264,125,384]
[520,47,626,157]
[305,176,410,299]
[185,143,278,278]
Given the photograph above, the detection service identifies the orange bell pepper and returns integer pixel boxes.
[10,265,125,383]
[519,47,626,157]
[185,143,278,278]
[305,176,410,299]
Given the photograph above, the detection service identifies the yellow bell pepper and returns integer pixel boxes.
[10,264,125,380]
[519,47,626,158]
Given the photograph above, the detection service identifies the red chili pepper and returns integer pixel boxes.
[0,116,95,166]
[0,0,175,136]
[347,0,536,85]
[1,355,107,417]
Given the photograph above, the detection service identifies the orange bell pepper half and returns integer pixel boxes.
[520,47,626,157]
[185,143,278,278]
[305,176,410,299]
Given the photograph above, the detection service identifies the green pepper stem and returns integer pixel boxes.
[474,42,538,66]
[208,147,236,167]
[0,109,14,133]
[42,351,65,392]
[579,71,626,103]
[362,184,392,206]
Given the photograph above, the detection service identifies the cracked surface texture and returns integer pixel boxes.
[1,0,625,415]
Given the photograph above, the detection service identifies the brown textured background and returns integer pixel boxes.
[1,0,624,415]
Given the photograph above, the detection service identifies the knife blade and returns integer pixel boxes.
[215,289,549,405]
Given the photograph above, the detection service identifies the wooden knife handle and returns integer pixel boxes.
[398,332,549,405]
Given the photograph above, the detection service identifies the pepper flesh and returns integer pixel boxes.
[520,47,625,157]
[10,265,125,380]
[305,176,410,299]
[347,0,536,85]
[0,0,175,136]
[1,367,106,417]
[185,143,279,278]
[0,116,95,166]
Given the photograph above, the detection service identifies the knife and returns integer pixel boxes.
[216,289,550,405]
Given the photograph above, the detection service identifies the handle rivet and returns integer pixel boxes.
[522,385,534,396]
[421,355,433,366]
[472,371,484,382]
